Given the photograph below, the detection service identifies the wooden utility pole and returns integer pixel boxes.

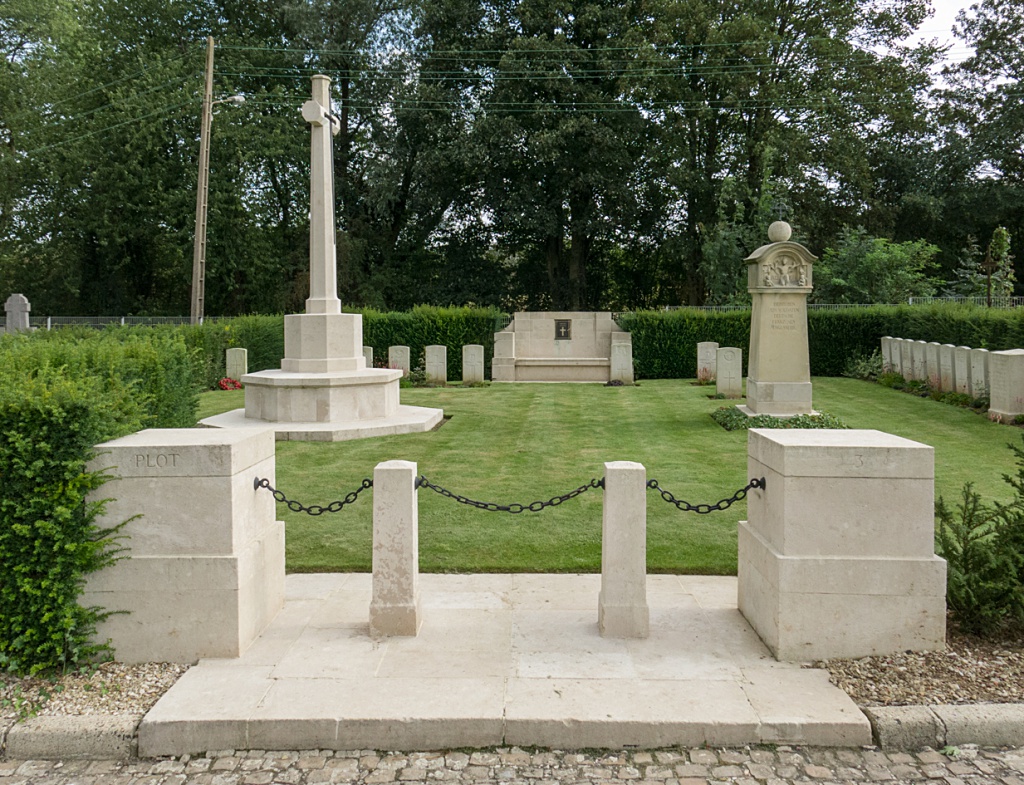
[190,36,215,325]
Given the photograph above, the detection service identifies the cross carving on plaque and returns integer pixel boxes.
[555,319,571,340]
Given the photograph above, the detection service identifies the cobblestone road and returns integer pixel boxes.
[4,746,1024,785]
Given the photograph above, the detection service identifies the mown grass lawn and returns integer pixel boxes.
[197,378,1023,575]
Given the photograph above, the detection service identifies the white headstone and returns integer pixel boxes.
[717,347,743,399]
[988,350,1024,423]
[911,341,927,381]
[425,345,447,384]
[970,348,989,399]
[899,339,913,379]
[390,345,411,376]
[363,346,373,368]
[926,342,941,388]
[938,345,955,392]
[610,333,634,384]
[462,344,484,384]
[4,293,30,333]
[954,346,971,395]
[697,341,719,383]
[226,348,248,381]
[880,337,893,373]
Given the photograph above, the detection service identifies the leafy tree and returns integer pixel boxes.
[813,226,940,304]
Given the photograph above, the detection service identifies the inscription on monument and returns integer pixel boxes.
[134,453,181,469]
[768,302,801,332]
[555,319,572,340]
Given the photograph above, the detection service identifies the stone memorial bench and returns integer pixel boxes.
[492,312,633,384]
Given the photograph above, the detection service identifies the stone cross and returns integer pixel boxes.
[300,75,342,316]
[4,293,30,333]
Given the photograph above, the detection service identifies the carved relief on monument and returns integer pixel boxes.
[757,250,812,290]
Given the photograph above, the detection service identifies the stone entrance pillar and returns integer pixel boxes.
[741,222,816,417]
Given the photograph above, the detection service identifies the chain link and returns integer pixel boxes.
[646,477,766,514]
[416,476,604,513]
[253,477,373,515]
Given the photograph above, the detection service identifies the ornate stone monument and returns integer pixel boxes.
[202,76,441,441]
[739,222,816,417]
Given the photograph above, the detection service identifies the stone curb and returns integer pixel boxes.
[865,704,1024,750]
[2,713,140,760]
[5,706,1024,760]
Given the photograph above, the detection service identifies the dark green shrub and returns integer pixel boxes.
[937,435,1024,635]
[0,332,199,428]
[0,370,143,674]
[710,407,849,431]
[843,350,884,381]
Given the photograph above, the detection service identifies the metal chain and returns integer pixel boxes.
[253,477,373,515]
[417,476,604,513]
[646,477,766,514]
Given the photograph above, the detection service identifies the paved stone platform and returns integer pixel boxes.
[139,574,870,756]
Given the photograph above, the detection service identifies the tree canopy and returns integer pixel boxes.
[0,0,1020,314]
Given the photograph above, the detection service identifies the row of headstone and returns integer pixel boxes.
[386,344,485,385]
[697,341,744,399]
[881,336,1024,422]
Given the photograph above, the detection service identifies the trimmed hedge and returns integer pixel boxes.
[0,331,203,673]
[172,307,503,386]
[619,304,1024,379]
[0,369,143,674]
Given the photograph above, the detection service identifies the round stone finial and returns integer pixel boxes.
[767,221,792,243]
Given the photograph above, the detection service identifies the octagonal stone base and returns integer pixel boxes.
[201,368,443,442]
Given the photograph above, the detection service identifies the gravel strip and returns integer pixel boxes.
[817,621,1024,706]
[1,662,188,721]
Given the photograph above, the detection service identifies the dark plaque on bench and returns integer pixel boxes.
[554,319,572,340]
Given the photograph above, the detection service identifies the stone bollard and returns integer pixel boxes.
[598,461,649,638]
[463,344,485,384]
[738,429,946,661]
[82,429,284,662]
[363,345,373,368]
[226,347,248,380]
[697,341,719,383]
[390,345,411,376]
[425,345,447,384]
[370,460,421,637]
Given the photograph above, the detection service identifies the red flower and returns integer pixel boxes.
[218,377,242,390]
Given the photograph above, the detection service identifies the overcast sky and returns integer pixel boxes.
[915,0,976,63]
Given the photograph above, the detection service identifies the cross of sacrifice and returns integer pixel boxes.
[300,75,342,316]
[559,324,568,337]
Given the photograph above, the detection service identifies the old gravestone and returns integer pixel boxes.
[988,350,1024,423]
[938,344,955,392]
[697,341,718,383]
[463,344,484,384]
[954,346,971,395]
[742,221,815,416]
[970,348,989,399]
[390,345,411,375]
[226,348,248,381]
[716,347,743,399]
[4,293,30,333]
[425,345,447,384]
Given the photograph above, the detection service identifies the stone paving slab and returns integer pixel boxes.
[137,574,871,756]
[5,744,1024,785]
